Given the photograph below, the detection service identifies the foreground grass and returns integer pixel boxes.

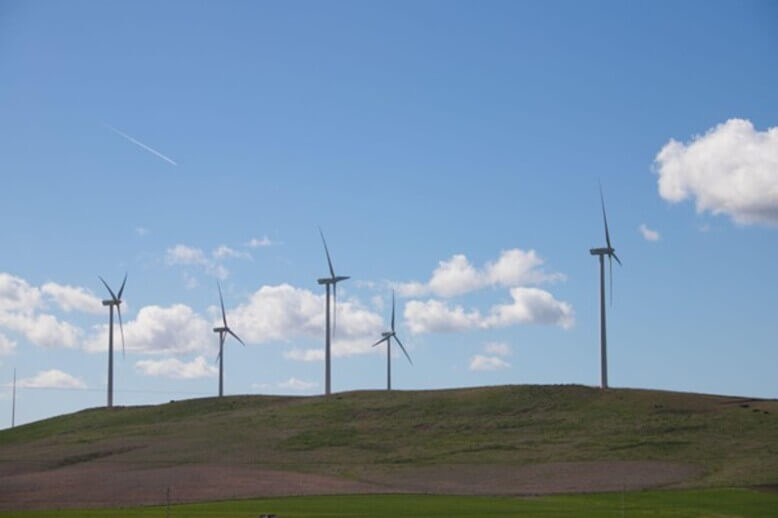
[2,490,778,517]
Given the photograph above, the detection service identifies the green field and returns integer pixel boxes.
[2,490,778,517]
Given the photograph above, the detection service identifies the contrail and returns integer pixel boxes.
[104,124,178,166]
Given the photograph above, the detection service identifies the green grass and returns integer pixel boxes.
[2,385,777,487]
[2,490,778,517]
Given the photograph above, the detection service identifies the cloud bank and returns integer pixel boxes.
[655,118,778,225]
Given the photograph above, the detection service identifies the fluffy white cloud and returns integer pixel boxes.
[166,245,207,265]
[0,273,42,313]
[396,249,564,298]
[405,288,573,334]
[165,245,229,279]
[277,377,317,390]
[16,369,86,389]
[0,332,15,355]
[135,356,217,379]
[638,224,660,241]
[284,348,324,362]
[41,283,104,314]
[0,273,88,348]
[404,300,483,334]
[0,312,82,348]
[85,304,211,354]
[212,245,252,260]
[246,236,275,248]
[484,342,511,357]
[229,284,383,358]
[486,287,574,329]
[469,355,510,371]
[655,119,778,225]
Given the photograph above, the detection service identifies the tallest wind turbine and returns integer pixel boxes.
[317,229,349,395]
[589,186,622,389]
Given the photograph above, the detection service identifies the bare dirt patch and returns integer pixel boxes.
[0,463,390,510]
[0,460,704,510]
[359,461,704,495]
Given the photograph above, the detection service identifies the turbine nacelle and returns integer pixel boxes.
[317,275,350,285]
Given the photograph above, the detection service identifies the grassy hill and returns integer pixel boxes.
[1,385,777,490]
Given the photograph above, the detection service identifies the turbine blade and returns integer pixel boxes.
[98,276,117,301]
[600,183,612,250]
[117,305,126,358]
[117,273,127,300]
[215,348,222,364]
[218,281,227,328]
[393,334,413,365]
[227,328,246,347]
[612,252,622,266]
[371,336,388,348]
[391,291,395,332]
[319,227,336,278]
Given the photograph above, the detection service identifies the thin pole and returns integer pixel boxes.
[387,338,391,391]
[325,283,331,395]
[11,368,16,428]
[599,254,608,389]
[218,332,224,397]
[108,304,114,407]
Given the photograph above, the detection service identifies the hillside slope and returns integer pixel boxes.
[1,385,777,509]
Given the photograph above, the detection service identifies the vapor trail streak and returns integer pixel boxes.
[105,124,178,166]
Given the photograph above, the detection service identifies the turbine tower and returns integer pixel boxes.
[371,291,412,390]
[317,228,349,395]
[589,186,622,389]
[213,281,245,397]
[99,274,127,408]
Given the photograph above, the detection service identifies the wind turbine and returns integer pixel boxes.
[589,185,622,389]
[316,228,349,395]
[213,281,245,397]
[99,274,127,408]
[371,291,412,390]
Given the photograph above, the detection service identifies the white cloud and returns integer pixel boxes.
[212,245,252,260]
[638,224,660,241]
[0,332,15,355]
[655,118,778,225]
[229,284,383,358]
[85,304,211,355]
[246,236,275,248]
[166,245,207,265]
[41,283,104,314]
[405,288,573,334]
[135,227,149,237]
[469,355,510,371]
[16,369,86,389]
[0,273,42,313]
[486,287,574,329]
[395,249,564,298]
[0,312,82,348]
[484,342,511,357]
[165,244,229,280]
[0,273,86,348]
[277,377,317,391]
[404,299,483,334]
[135,356,217,379]
[284,348,324,362]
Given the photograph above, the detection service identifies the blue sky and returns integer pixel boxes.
[1,0,777,426]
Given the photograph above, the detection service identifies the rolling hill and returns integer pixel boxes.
[1,384,777,509]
